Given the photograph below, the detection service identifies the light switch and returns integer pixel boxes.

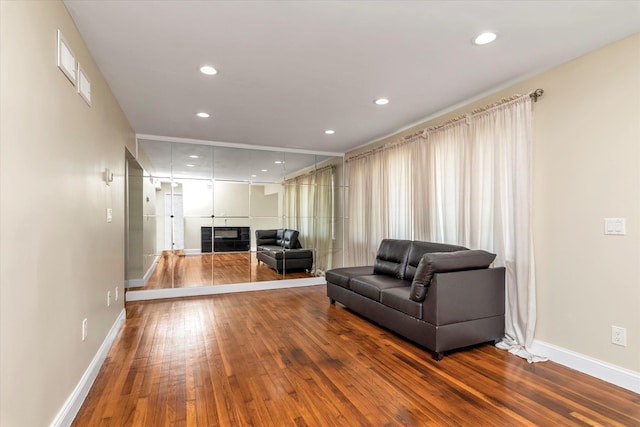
[604,218,625,235]
[106,208,113,223]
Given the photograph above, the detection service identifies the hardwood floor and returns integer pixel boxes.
[73,285,640,426]
[139,251,313,290]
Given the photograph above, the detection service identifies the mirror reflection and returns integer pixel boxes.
[125,140,344,290]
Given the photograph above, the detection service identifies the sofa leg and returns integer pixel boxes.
[432,351,444,361]
[329,298,335,305]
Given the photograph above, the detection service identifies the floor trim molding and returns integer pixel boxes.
[126,256,160,289]
[125,277,325,301]
[142,255,159,282]
[50,309,126,427]
[531,339,640,394]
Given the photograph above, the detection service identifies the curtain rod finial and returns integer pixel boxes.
[530,88,544,102]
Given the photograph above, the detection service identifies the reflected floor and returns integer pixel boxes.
[135,251,314,290]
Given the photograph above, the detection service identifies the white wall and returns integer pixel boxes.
[156,180,284,251]
[0,1,134,425]
[214,181,250,218]
[183,180,213,250]
[348,34,640,372]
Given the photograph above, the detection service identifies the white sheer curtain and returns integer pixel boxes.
[315,166,335,274]
[284,166,335,275]
[346,95,542,361]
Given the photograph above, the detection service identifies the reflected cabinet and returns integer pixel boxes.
[125,140,345,290]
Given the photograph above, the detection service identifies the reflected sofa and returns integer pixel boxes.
[255,229,313,273]
[326,239,505,360]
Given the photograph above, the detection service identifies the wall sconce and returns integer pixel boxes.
[104,168,114,185]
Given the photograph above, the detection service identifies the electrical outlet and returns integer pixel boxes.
[107,291,111,307]
[115,287,119,301]
[611,325,627,347]
[82,318,88,341]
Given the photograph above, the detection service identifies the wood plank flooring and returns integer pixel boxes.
[73,285,640,426]
[139,251,312,290]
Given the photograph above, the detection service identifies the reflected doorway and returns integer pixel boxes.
[164,193,184,250]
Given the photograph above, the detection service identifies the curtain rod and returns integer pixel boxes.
[347,89,544,163]
[284,164,335,182]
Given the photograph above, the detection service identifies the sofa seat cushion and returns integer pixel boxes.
[410,250,497,302]
[380,286,422,319]
[350,275,409,302]
[258,247,312,260]
[325,266,375,289]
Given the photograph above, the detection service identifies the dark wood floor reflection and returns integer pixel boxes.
[73,286,639,426]
[138,251,313,290]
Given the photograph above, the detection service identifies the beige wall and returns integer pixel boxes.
[0,1,134,426]
[530,34,639,372]
[127,160,144,279]
[347,34,640,372]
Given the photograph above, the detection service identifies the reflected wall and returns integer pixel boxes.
[125,140,344,289]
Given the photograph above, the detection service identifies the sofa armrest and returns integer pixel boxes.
[282,229,300,249]
[410,249,496,301]
[422,267,505,326]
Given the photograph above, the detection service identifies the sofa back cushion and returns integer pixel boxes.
[275,229,285,245]
[256,229,278,246]
[410,250,497,302]
[257,229,302,249]
[373,239,411,279]
[404,241,468,281]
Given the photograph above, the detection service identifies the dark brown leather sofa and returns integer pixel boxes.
[326,239,505,360]
[255,229,313,273]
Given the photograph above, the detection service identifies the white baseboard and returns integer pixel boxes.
[50,309,126,427]
[125,277,325,302]
[143,255,159,282]
[183,248,201,255]
[125,256,160,289]
[531,340,640,394]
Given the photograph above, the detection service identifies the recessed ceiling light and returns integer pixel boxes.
[474,32,497,45]
[199,65,218,75]
[189,155,200,159]
[374,98,389,105]
[324,129,335,135]
[186,164,195,167]
[196,112,210,118]
[261,169,268,172]
[274,160,282,164]
[251,174,257,178]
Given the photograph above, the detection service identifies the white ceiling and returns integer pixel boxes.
[64,1,640,156]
